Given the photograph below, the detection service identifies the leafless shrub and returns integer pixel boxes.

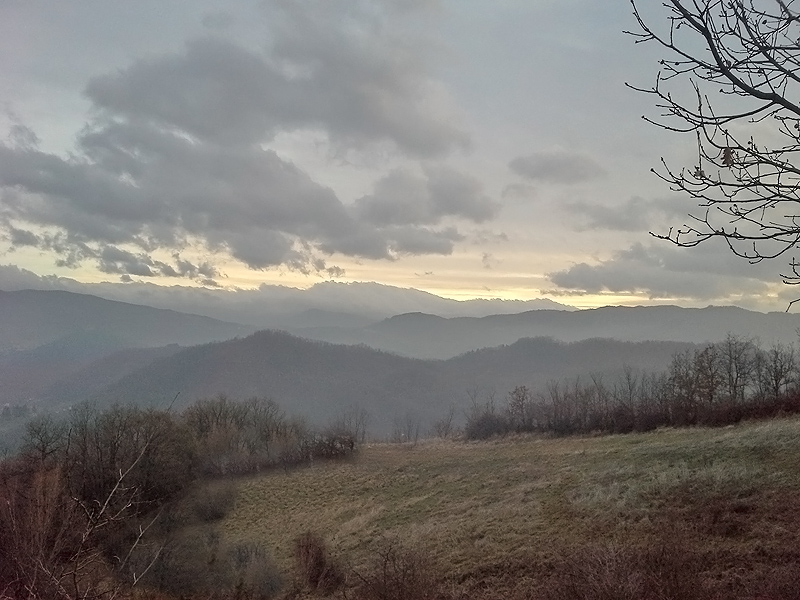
[431,405,457,439]
[351,539,438,600]
[463,399,508,440]
[227,541,283,599]
[136,530,281,599]
[0,436,165,600]
[294,531,343,595]
[391,412,422,445]
[535,539,709,600]
[187,479,237,523]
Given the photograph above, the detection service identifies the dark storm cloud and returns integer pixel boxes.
[509,151,606,184]
[547,242,774,300]
[0,0,485,279]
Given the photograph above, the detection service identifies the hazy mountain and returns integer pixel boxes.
[0,289,255,352]
[78,330,695,434]
[0,289,256,404]
[5,289,797,434]
[0,330,128,403]
[37,345,185,408]
[290,305,800,359]
[0,271,574,328]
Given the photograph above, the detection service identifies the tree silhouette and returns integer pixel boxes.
[629,0,800,304]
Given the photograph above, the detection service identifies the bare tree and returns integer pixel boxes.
[720,333,757,403]
[668,350,700,424]
[22,415,68,465]
[756,341,797,398]
[430,405,457,439]
[391,412,421,445]
[629,1,800,299]
[329,404,371,444]
[506,385,534,432]
[0,434,164,600]
[693,343,724,407]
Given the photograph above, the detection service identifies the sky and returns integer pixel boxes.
[0,0,796,313]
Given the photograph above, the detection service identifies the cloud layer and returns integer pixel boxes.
[509,151,606,185]
[0,0,487,282]
[547,241,776,301]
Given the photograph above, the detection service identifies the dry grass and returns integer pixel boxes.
[222,417,800,598]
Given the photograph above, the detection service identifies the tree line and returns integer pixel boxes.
[465,334,800,440]
[0,395,359,600]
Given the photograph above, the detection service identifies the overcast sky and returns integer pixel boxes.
[0,0,795,312]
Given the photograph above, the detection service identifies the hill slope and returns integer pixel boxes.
[0,289,257,404]
[224,416,800,599]
[0,289,254,352]
[88,331,694,432]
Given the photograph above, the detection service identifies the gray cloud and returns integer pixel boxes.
[354,166,499,227]
[7,226,39,247]
[326,265,346,278]
[0,133,357,274]
[470,229,509,245]
[7,123,40,150]
[547,242,775,301]
[501,183,537,200]
[509,151,606,184]
[385,225,463,255]
[86,1,468,155]
[0,0,487,279]
[0,121,485,276]
[98,246,159,277]
[565,196,691,232]
[482,252,499,269]
[200,11,235,31]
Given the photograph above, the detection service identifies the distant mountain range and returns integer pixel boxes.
[44,331,695,434]
[0,289,255,405]
[4,288,800,437]
[290,304,800,359]
[0,289,254,352]
[0,267,575,327]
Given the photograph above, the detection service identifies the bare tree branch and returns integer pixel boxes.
[629,0,800,304]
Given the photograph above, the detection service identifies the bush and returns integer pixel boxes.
[228,541,283,600]
[137,530,281,599]
[352,539,438,600]
[0,461,87,599]
[294,531,343,595]
[189,479,238,523]
[464,401,508,441]
[534,541,709,600]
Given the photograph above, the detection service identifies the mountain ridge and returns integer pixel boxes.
[68,330,696,434]
[291,304,800,358]
[0,288,255,352]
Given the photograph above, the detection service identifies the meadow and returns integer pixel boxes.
[223,417,800,599]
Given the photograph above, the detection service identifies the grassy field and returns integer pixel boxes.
[222,417,800,598]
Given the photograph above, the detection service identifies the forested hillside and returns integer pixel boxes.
[79,332,694,433]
